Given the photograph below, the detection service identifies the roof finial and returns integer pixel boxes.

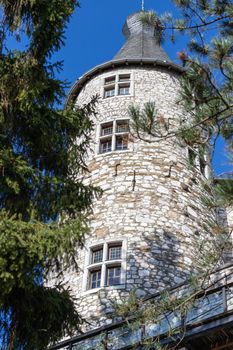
[141,0,145,11]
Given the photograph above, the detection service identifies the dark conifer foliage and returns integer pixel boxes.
[0,1,99,348]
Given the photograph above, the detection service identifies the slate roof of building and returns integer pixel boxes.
[114,11,171,63]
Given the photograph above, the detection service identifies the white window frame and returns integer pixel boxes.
[82,239,127,294]
[102,73,133,98]
[97,119,130,154]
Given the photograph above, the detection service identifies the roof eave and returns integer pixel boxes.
[66,58,185,106]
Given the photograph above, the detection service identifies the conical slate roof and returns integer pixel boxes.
[67,11,184,104]
[114,11,171,62]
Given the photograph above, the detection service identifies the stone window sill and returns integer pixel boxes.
[96,149,131,157]
[82,284,126,296]
[103,94,132,99]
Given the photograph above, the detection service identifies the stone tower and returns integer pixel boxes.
[64,11,214,331]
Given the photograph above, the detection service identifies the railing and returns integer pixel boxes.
[51,264,233,350]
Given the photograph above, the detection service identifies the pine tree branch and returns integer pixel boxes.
[219,55,232,82]
[165,15,230,31]
[188,59,230,108]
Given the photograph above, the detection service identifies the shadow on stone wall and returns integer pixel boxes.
[90,227,198,328]
[124,228,196,298]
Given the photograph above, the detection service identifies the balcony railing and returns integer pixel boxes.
[50,263,233,350]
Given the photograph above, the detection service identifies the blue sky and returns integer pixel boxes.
[55,0,182,83]
[7,0,231,175]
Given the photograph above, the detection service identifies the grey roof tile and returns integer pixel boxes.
[114,11,172,63]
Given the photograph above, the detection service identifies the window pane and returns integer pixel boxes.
[118,85,130,95]
[100,138,112,153]
[119,74,130,82]
[116,121,129,133]
[101,123,113,136]
[109,246,122,260]
[107,266,121,286]
[92,248,103,264]
[90,270,101,289]
[104,88,115,98]
[105,76,116,85]
[116,135,128,151]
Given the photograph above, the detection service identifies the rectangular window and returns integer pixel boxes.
[109,245,122,260]
[85,241,126,291]
[100,138,112,153]
[98,120,129,154]
[92,248,103,264]
[107,266,121,286]
[116,135,128,151]
[103,74,131,99]
[90,270,101,289]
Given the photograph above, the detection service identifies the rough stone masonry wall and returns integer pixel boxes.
[61,66,216,331]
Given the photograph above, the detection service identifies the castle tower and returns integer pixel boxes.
[64,11,214,331]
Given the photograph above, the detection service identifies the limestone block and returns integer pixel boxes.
[95,227,109,238]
